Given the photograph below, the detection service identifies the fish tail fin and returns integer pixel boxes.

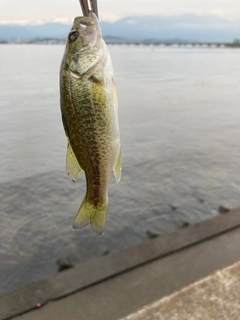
[73,197,108,235]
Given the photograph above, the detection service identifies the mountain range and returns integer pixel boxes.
[1,15,240,42]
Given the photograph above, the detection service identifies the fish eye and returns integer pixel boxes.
[68,31,79,42]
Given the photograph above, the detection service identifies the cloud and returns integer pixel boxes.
[0,20,30,25]
[1,0,240,23]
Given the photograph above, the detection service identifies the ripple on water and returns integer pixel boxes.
[1,46,240,293]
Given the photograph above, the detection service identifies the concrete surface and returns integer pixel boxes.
[10,222,240,320]
[1,208,240,320]
[122,261,240,320]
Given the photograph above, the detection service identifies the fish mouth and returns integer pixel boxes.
[67,14,99,45]
[72,13,99,32]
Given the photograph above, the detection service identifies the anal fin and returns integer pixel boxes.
[66,142,83,181]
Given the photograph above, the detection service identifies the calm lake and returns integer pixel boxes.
[0,44,240,293]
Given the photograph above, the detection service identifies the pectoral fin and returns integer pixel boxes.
[66,142,83,181]
[113,146,122,183]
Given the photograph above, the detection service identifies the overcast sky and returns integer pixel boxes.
[1,0,240,24]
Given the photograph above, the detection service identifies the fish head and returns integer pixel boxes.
[64,13,104,75]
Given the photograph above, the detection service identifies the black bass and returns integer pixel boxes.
[60,13,121,234]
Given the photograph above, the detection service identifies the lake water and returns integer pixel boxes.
[0,44,240,293]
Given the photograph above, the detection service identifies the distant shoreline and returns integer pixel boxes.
[1,40,240,48]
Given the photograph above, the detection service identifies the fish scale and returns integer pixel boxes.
[60,13,121,234]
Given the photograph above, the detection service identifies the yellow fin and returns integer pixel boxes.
[73,197,108,235]
[113,146,122,183]
[112,78,118,107]
[66,142,82,181]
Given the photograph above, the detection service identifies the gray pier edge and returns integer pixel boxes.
[1,208,240,320]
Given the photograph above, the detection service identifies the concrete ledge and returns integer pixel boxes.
[10,220,240,320]
[122,261,240,320]
[1,208,240,320]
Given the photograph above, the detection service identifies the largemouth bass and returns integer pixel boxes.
[60,13,121,234]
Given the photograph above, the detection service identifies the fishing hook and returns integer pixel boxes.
[79,0,98,18]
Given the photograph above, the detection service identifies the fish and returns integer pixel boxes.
[60,12,121,235]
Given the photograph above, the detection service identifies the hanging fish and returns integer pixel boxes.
[60,12,121,234]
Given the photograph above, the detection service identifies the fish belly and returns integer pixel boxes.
[60,67,120,234]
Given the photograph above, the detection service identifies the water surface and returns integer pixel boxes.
[0,45,240,293]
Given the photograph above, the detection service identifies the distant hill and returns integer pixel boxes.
[0,23,70,41]
[1,14,240,42]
